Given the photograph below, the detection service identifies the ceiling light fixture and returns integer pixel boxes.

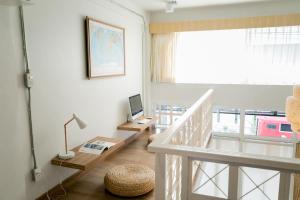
[165,0,177,13]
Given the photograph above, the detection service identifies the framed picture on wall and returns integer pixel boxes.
[86,17,125,78]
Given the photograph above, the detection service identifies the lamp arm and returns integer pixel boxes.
[64,116,75,127]
[64,116,75,154]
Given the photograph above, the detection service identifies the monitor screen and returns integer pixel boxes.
[129,94,143,117]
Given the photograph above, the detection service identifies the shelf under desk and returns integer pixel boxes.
[117,116,155,132]
[51,130,138,170]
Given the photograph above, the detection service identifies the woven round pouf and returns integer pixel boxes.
[104,164,155,197]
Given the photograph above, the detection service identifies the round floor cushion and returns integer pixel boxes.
[104,164,155,197]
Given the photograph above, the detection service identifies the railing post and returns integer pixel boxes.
[294,142,300,200]
[239,108,245,141]
[279,172,291,200]
[228,165,239,200]
[155,153,166,200]
[181,156,192,200]
[197,107,204,146]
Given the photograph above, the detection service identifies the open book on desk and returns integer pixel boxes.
[79,140,116,155]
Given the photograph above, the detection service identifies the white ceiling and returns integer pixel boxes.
[130,0,272,11]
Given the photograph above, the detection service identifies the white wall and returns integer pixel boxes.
[0,0,147,199]
[0,6,28,200]
[151,83,292,111]
[149,1,299,111]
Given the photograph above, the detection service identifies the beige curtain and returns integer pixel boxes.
[150,14,300,34]
[150,33,177,83]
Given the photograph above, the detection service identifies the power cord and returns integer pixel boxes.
[51,161,68,200]
[19,6,39,180]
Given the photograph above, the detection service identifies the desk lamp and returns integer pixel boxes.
[58,113,87,160]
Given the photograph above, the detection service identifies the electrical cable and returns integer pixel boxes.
[19,6,38,170]
[46,192,51,200]
[52,161,68,200]
[19,6,29,73]
[38,166,51,200]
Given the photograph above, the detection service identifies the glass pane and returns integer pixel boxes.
[172,106,187,114]
[153,104,187,129]
[173,115,181,123]
[175,26,300,85]
[213,108,240,134]
[160,115,171,125]
[192,161,228,199]
[244,114,258,136]
[160,105,171,113]
[239,167,279,200]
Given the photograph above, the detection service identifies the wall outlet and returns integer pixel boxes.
[32,168,42,182]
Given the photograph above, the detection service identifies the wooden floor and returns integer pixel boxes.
[54,131,155,200]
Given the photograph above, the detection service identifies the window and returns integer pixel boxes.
[280,123,292,132]
[175,26,300,85]
[266,124,277,130]
[153,104,187,128]
[213,108,240,134]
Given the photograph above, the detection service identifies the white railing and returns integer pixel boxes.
[148,89,300,200]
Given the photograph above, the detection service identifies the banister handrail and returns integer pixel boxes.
[148,88,300,174]
[149,89,300,200]
[149,143,300,173]
[149,89,214,147]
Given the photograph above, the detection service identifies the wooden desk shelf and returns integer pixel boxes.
[51,130,138,170]
[117,116,155,132]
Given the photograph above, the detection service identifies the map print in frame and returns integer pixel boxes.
[86,17,125,78]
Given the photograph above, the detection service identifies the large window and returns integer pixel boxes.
[175,26,300,85]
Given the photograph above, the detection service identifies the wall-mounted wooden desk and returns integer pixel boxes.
[51,130,138,170]
[117,116,155,132]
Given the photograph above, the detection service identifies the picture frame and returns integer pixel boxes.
[86,17,125,78]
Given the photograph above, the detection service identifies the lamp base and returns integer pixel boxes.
[58,151,75,160]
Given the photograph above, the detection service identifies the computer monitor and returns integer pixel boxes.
[129,94,143,121]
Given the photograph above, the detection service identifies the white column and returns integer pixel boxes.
[181,156,192,200]
[278,172,291,200]
[155,153,167,200]
[228,165,239,200]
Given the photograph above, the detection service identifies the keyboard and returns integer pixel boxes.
[137,118,151,124]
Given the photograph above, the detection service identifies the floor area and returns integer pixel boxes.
[46,133,295,200]
[52,131,155,200]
